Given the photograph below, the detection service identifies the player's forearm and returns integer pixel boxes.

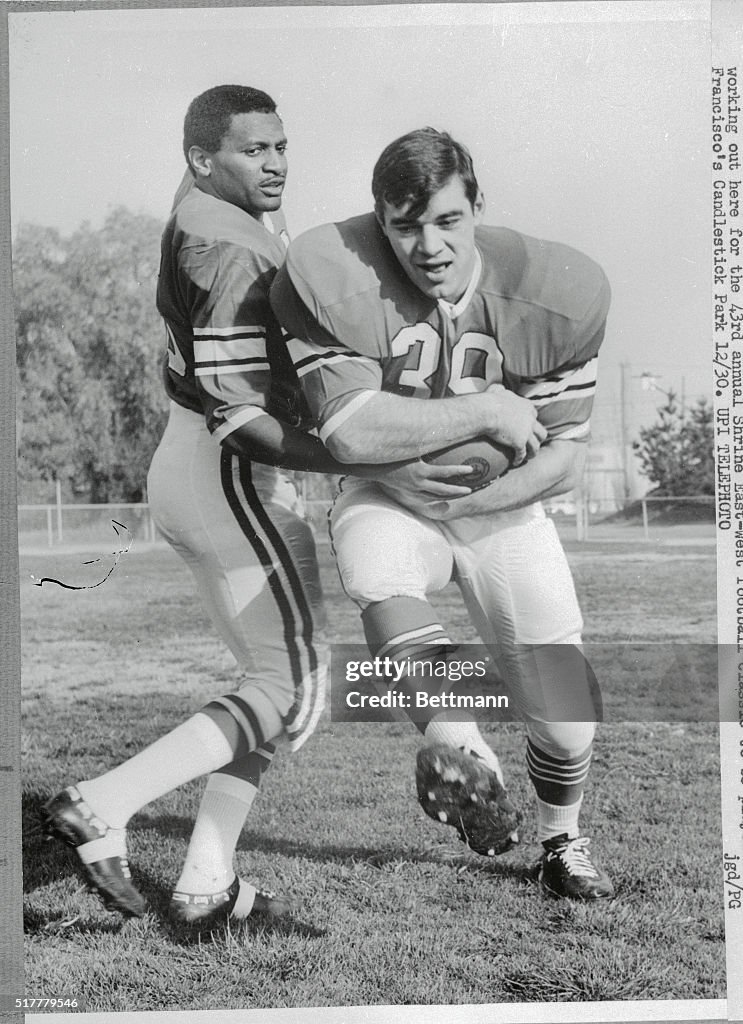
[222,413,417,479]
[324,391,505,464]
[426,441,585,519]
[486,442,583,511]
[223,416,349,474]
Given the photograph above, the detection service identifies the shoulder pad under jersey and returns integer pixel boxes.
[476,226,610,364]
[284,214,411,357]
[174,189,285,266]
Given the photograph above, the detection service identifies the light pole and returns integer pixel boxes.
[639,372,686,417]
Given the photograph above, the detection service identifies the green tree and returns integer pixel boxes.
[14,210,169,502]
[14,223,84,491]
[632,393,714,496]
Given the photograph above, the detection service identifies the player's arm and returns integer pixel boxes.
[177,242,466,492]
[272,269,544,466]
[319,386,545,467]
[176,242,344,474]
[420,438,585,520]
[419,343,601,519]
[222,414,474,496]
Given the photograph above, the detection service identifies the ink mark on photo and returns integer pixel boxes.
[30,521,133,590]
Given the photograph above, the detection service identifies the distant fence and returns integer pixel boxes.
[18,503,158,549]
[545,494,716,543]
[18,494,716,550]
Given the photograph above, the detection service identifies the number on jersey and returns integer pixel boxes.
[391,325,503,397]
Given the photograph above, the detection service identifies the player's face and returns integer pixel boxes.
[378,176,484,303]
[200,112,287,218]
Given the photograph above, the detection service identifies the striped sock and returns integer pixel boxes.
[527,740,592,841]
[201,689,283,761]
[361,597,454,734]
[526,739,592,806]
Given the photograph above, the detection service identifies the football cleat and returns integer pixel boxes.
[538,833,614,899]
[416,743,522,856]
[42,786,146,917]
[169,876,297,929]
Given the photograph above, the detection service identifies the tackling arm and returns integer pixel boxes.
[417,439,586,520]
[223,409,477,497]
[323,386,545,467]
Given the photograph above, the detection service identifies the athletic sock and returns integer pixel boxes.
[526,739,592,804]
[526,739,592,841]
[535,795,583,843]
[423,718,504,784]
[361,596,456,734]
[175,746,276,896]
[76,712,236,829]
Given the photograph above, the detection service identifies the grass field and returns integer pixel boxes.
[19,529,724,1013]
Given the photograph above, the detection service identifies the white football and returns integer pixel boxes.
[423,437,513,490]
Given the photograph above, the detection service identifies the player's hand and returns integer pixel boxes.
[367,459,475,500]
[419,482,501,521]
[484,385,546,465]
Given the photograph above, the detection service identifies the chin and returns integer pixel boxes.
[422,281,454,302]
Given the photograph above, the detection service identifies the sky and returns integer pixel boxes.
[8,0,712,444]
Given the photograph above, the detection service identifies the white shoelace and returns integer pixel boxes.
[551,837,598,878]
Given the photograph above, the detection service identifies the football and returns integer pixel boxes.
[423,437,513,490]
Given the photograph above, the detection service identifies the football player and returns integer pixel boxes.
[42,89,493,926]
[271,128,614,898]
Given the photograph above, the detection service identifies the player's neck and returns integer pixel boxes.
[438,247,482,318]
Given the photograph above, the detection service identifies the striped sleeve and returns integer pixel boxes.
[516,263,609,443]
[271,265,383,443]
[181,241,277,441]
[516,358,598,442]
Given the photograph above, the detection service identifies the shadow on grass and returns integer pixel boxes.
[25,790,337,941]
[24,905,128,937]
[162,910,328,947]
[25,788,530,880]
[134,808,531,882]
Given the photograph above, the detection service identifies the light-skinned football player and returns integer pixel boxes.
[271,128,614,899]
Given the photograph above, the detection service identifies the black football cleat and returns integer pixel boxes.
[416,743,522,857]
[169,876,297,929]
[538,833,614,899]
[42,786,146,917]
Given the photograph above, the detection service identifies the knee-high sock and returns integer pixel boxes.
[362,596,459,734]
[77,713,237,829]
[175,744,276,895]
[76,687,284,830]
[527,739,592,841]
[362,597,501,776]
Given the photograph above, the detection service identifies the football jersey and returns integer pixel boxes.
[270,213,610,446]
[157,186,308,444]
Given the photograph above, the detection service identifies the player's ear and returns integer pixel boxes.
[473,191,485,225]
[188,146,212,179]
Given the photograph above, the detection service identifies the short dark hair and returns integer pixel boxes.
[372,128,480,220]
[183,85,277,167]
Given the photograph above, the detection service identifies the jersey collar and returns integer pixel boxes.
[437,246,482,320]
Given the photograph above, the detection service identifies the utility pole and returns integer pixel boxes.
[619,361,632,502]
